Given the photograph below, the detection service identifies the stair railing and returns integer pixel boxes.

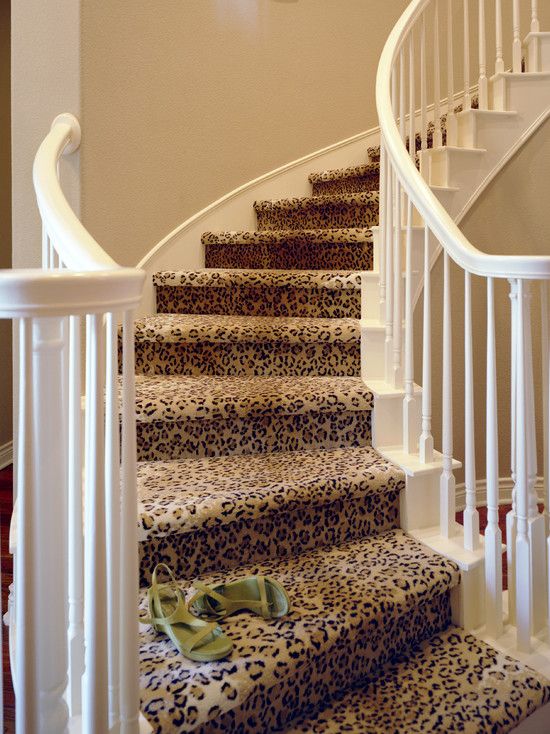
[377,0,549,652]
[7,113,145,732]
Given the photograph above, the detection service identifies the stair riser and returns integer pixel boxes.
[186,593,452,733]
[136,409,372,461]
[139,487,400,584]
[134,341,361,378]
[255,202,379,231]
[311,174,379,197]
[156,286,361,319]
[205,241,374,271]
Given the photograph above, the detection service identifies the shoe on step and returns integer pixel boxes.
[188,575,290,621]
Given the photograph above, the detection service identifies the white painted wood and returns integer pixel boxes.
[531,0,540,34]
[446,0,457,146]
[385,163,394,384]
[119,310,141,734]
[478,0,488,109]
[542,284,550,622]
[463,271,480,551]
[464,0,472,109]
[83,313,109,733]
[67,315,84,716]
[495,0,504,74]
[485,277,503,639]
[379,140,387,323]
[419,225,434,464]
[512,0,522,73]
[393,172,403,389]
[440,251,456,538]
[403,195,416,454]
[433,0,443,147]
[420,13,428,154]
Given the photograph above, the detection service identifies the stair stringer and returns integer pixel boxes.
[363,73,550,632]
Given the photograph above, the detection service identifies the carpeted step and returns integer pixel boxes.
[286,627,550,733]
[132,314,360,377]
[137,445,404,584]
[134,374,373,461]
[139,530,460,734]
[254,192,379,231]
[367,146,380,163]
[154,269,362,319]
[308,163,380,196]
[202,228,374,271]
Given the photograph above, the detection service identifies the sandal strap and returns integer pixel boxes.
[190,576,272,619]
[181,621,218,653]
[145,563,188,626]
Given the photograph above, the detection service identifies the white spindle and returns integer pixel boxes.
[531,0,540,34]
[120,310,141,733]
[105,313,121,730]
[15,318,38,733]
[419,226,434,463]
[446,0,457,146]
[495,0,504,74]
[385,162,394,383]
[393,172,403,389]
[515,279,532,652]
[464,0,471,109]
[478,0,488,109]
[400,49,406,146]
[378,140,387,323]
[421,14,428,156]
[512,0,522,73]
[485,277,503,639]
[544,282,550,631]
[41,228,49,269]
[83,313,109,733]
[67,315,85,716]
[463,272,480,551]
[403,195,416,453]
[433,0,442,148]
[440,251,455,537]
[507,280,518,625]
[409,34,416,164]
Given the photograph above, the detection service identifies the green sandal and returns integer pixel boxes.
[188,575,290,621]
[143,563,233,662]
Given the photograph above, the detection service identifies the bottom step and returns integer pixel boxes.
[286,627,550,733]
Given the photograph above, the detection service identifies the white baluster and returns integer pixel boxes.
[531,0,540,34]
[447,0,457,146]
[495,0,504,74]
[409,33,416,164]
[400,49,406,146]
[378,139,387,323]
[105,313,121,731]
[41,227,50,270]
[119,310,141,734]
[67,315,84,716]
[385,162,394,383]
[464,0,472,109]
[403,195,416,453]
[478,0,488,109]
[421,14,428,159]
[440,251,456,537]
[514,279,531,652]
[507,280,518,625]
[419,226,434,463]
[464,272,480,551]
[83,313,109,733]
[433,0,442,148]
[15,318,39,733]
[485,277,503,639]
[512,0,522,73]
[393,172,403,389]
[543,281,550,632]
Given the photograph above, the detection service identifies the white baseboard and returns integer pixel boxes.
[0,440,13,470]
[455,477,545,512]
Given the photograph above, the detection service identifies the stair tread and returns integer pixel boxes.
[133,374,373,423]
[139,529,460,733]
[137,445,402,541]
[153,268,362,290]
[134,314,360,345]
[254,190,378,213]
[286,627,550,733]
[202,227,373,245]
[308,162,379,184]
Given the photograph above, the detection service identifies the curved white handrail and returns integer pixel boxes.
[376,0,550,279]
[32,113,118,272]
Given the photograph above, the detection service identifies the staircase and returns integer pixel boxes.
[133,144,550,731]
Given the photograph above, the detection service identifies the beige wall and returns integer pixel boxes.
[416,118,550,485]
[80,0,410,267]
[0,0,12,449]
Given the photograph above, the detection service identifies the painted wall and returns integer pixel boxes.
[0,0,12,450]
[80,0,410,267]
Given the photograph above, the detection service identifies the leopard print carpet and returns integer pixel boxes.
[254,191,379,230]
[309,163,380,196]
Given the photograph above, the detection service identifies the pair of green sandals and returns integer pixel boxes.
[143,563,291,662]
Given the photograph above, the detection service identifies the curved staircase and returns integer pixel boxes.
[134,143,550,732]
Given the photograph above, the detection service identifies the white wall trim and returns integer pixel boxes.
[0,440,13,470]
[455,476,545,512]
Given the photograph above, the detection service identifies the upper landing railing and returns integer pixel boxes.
[376,0,550,653]
[7,113,145,733]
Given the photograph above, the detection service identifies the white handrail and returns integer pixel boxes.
[376,0,550,280]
